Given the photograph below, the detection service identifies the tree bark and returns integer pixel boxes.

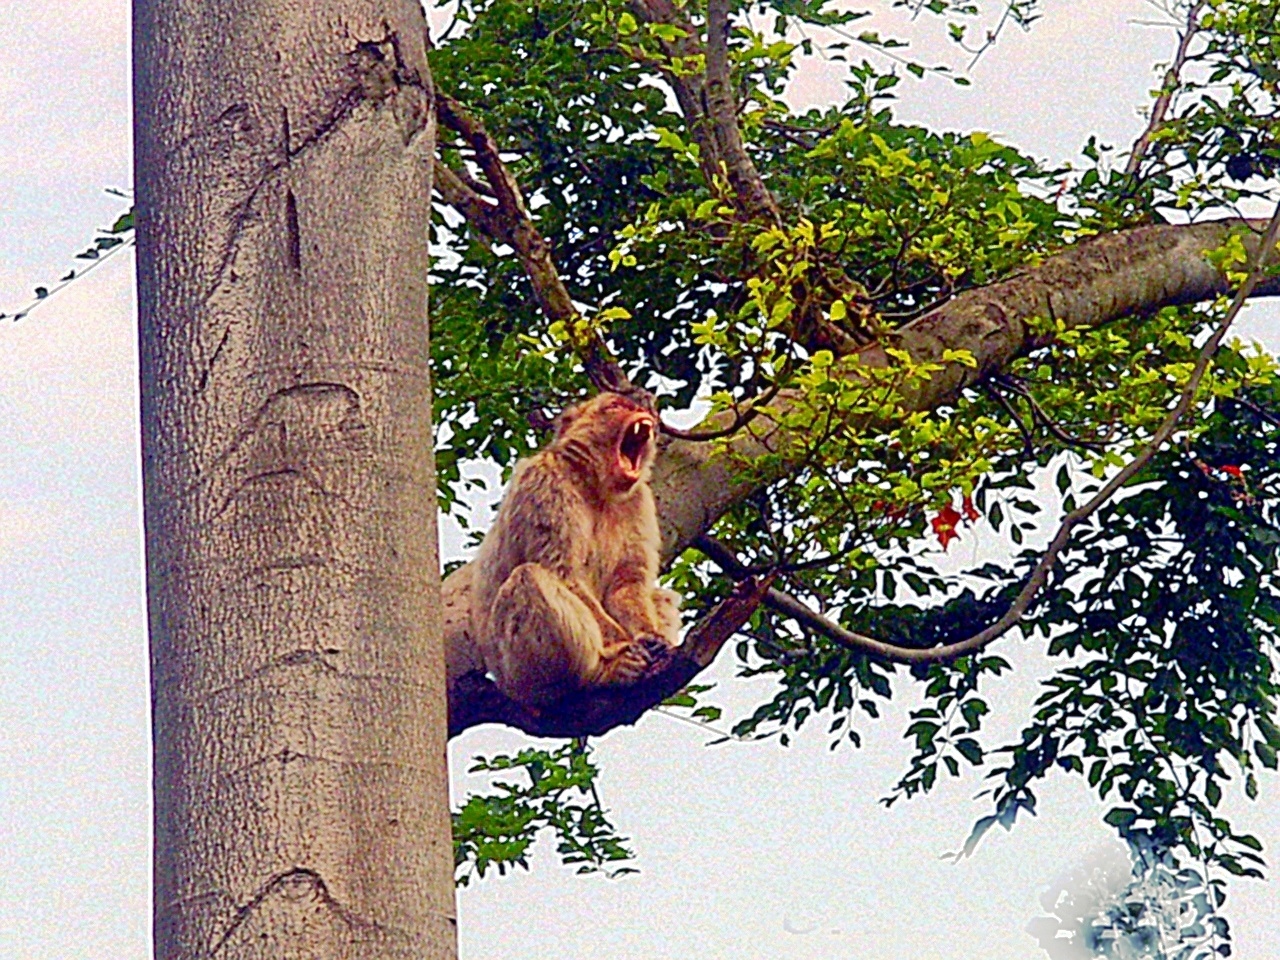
[133,2,455,957]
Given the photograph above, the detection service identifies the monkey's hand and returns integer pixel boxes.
[632,632,674,655]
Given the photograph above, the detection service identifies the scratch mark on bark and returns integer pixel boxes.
[209,868,396,956]
[200,30,432,307]
[285,188,301,272]
[198,323,233,393]
[179,381,364,506]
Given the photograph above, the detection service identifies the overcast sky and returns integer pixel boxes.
[2,2,1278,959]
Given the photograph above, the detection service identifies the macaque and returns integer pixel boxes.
[466,391,681,708]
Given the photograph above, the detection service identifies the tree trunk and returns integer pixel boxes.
[133,2,455,957]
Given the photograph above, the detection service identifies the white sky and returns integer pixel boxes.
[1,1,1278,959]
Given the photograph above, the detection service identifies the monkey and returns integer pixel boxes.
[456,391,681,708]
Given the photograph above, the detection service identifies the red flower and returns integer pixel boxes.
[931,504,961,549]
[873,500,908,521]
[1221,464,1244,479]
[961,494,980,523]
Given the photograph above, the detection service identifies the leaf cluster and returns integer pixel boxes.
[453,742,637,884]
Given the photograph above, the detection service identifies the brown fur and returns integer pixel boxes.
[467,393,681,707]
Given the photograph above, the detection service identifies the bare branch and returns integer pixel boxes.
[1125,0,1206,177]
[435,91,631,391]
[982,379,1036,458]
[695,535,995,664]
[704,0,779,222]
[433,158,501,236]
[992,373,1105,453]
[627,0,777,223]
[659,378,785,442]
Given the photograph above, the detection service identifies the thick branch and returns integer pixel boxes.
[447,575,771,738]
[651,217,1280,562]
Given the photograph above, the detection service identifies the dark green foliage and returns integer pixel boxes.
[992,384,1280,884]
[453,742,637,884]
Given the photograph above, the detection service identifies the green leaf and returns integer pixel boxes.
[1103,808,1137,829]
[954,738,983,765]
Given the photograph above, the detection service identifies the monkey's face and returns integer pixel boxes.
[557,393,659,494]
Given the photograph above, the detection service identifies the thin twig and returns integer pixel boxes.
[1233,395,1280,429]
[993,373,1106,453]
[2,235,134,323]
[982,380,1036,458]
[1126,0,1206,177]
[660,378,785,441]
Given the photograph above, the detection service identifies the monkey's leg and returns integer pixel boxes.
[487,563,653,706]
[604,561,670,638]
[652,588,683,645]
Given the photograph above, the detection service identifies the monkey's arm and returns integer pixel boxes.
[566,583,634,647]
[501,458,631,646]
[603,549,672,643]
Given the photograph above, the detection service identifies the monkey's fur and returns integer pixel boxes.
[448,392,681,708]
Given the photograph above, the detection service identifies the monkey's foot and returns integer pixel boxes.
[633,633,673,656]
[598,640,660,686]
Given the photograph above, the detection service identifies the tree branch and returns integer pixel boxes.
[695,205,1280,666]
[433,158,502,237]
[434,91,631,391]
[629,0,722,189]
[448,574,772,738]
[693,534,984,664]
[1125,0,1205,177]
[628,0,777,223]
[704,0,779,222]
[651,217,1280,562]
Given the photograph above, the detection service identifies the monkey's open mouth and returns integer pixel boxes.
[618,416,654,477]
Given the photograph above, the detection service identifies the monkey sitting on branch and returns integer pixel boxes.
[456,391,682,709]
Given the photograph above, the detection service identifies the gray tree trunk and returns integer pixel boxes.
[133,2,455,957]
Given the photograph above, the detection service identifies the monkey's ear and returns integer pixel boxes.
[627,388,658,417]
[553,401,586,437]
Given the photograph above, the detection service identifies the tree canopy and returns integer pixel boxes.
[424,0,1280,953]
